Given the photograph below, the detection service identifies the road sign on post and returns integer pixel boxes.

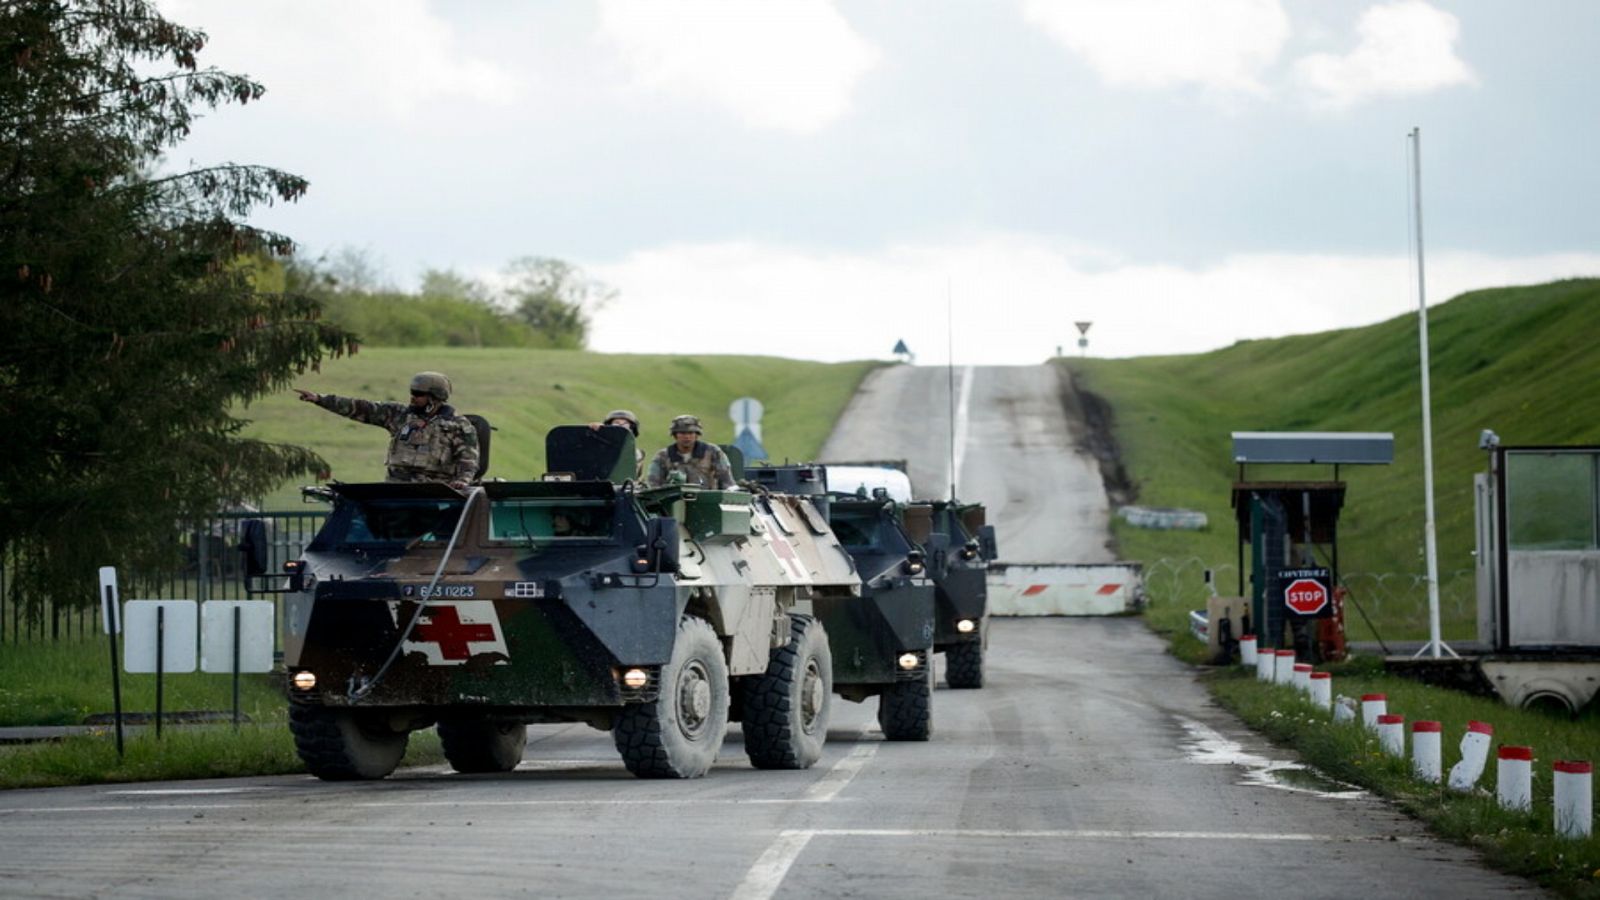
[729,396,768,462]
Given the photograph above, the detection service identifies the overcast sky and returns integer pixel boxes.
[158,0,1600,364]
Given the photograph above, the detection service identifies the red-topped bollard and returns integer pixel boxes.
[1273,649,1295,685]
[1412,721,1442,783]
[1308,672,1332,710]
[1377,714,1405,756]
[1361,693,1387,730]
[1292,663,1313,695]
[1240,634,1258,666]
[1554,761,1593,839]
[1447,721,1493,792]
[1497,746,1532,812]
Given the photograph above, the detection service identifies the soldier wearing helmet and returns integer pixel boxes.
[294,372,480,490]
[646,414,735,489]
[588,409,644,479]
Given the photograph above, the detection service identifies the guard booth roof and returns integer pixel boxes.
[1231,432,1394,465]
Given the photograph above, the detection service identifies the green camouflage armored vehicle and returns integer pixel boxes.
[272,425,860,780]
[903,500,997,689]
[746,465,936,740]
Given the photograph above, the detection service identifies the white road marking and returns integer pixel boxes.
[727,830,814,900]
[103,788,271,796]
[801,739,878,803]
[796,828,1415,842]
[949,364,975,495]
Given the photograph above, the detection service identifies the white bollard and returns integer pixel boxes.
[1447,721,1494,792]
[1412,721,1442,783]
[1256,646,1275,681]
[1292,663,1313,695]
[1361,693,1388,730]
[1377,714,1405,757]
[1333,694,1358,724]
[1497,746,1532,812]
[1309,672,1332,710]
[1239,634,1258,666]
[1273,650,1295,685]
[1554,761,1593,839]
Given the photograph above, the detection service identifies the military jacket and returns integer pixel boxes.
[647,440,734,489]
[316,394,479,485]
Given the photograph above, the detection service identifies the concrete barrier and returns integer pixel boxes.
[987,563,1142,616]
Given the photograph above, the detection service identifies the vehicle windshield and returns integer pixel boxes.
[320,498,465,550]
[490,499,615,542]
[830,508,903,553]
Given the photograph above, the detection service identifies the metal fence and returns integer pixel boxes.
[1141,556,1478,642]
[0,510,327,646]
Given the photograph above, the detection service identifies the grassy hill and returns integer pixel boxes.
[240,349,879,507]
[1065,278,1600,640]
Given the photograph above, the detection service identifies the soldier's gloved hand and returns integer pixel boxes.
[448,479,469,491]
[294,388,321,403]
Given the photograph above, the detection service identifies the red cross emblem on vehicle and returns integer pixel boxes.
[415,604,497,661]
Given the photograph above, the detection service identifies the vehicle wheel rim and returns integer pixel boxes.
[800,656,824,734]
[677,659,713,740]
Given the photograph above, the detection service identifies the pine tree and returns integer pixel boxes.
[0,0,357,617]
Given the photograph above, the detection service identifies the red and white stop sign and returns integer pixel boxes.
[1284,578,1329,615]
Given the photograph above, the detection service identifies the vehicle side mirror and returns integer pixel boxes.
[978,524,998,561]
[647,517,681,574]
[239,519,269,577]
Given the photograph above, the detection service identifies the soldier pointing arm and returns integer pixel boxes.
[295,371,479,490]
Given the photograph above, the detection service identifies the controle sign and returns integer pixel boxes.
[1278,567,1333,617]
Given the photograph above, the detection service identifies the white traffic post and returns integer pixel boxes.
[1447,721,1493,792]
[1239,634,1258,667]
[1255,645,1274,681]
[1292,663,1313,695]
[1378,714,1406,757]
[1273,650,1295,685]
[1308,672,1332,710]
[1361,693,1388,730]
[1412,721,1442,783]
[1554,761,1593,839]
[1497,746,1532,812]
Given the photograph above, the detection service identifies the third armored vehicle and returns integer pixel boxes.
[904,499,996,689]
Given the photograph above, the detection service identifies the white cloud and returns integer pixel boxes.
[158,0,521,119]
[588,235,1600,364]
[596,0,880,133]
[1020,0,1290,95]
[1293,1,1475,110]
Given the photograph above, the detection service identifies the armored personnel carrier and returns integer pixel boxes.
[272,425,860,780]
[903,500,996,689]
[746,465,936,740]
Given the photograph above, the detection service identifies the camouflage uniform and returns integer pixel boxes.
[315,395,479,485]
[647,441,735,489]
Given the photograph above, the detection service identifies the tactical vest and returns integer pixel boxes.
[387,405,468,481]
[661,441,721,488]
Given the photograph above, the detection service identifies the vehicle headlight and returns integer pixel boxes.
[621,667,650,689]
[897,653,920,670]
[956,619,977,634]
[291,671,317,691]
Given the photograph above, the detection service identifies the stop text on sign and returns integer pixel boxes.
[1284,578,1328,615]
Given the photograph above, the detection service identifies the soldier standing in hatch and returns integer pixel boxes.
[647,415,735,489]
[294,372,479,490]
[588,409,645,480]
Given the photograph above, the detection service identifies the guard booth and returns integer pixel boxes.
[1227,432,1393,663]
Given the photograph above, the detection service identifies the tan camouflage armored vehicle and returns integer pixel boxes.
[273,425,860,780]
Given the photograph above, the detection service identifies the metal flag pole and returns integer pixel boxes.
[1408,126,1454,660]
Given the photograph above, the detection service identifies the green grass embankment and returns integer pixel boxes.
[1066,278,1600,642]
[241,349,880,507]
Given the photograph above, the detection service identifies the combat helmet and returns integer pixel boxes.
[604,409,641,436]
[410,371,452,402]
[669,414,703,435]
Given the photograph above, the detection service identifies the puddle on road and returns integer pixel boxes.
[1177,717,1366,800]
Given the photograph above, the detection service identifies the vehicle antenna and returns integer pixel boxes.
[947,281,957,502]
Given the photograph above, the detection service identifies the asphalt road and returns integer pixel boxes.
[0,618,1531,899]
[819,364,1114,563]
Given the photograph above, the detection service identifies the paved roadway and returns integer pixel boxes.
[0,618,1531,898]
[819,364,1114,563]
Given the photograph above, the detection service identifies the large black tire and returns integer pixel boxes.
[878,665,932,741]
[742,614,832,770]
[945,640,984,689]
[613,616,729,778]
[437,719,527,773]
[289,705,409,781]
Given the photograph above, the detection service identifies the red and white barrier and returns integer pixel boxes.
[1292,663,1313,695]
[1255,646,1274,681]
[1447,721,1493,792]
[1412,721,1442,783]
[1377,714,1405,756]
[1554,761,1593,839]
[1273,650,1295,685]
[1309,672,1332,710]
[1239,634,1258,666]
[1361,693,1388,730]
[1497,746,1532,812]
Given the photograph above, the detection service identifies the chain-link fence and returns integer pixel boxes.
[0,510,327,646]
[1140,556,1478,642]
